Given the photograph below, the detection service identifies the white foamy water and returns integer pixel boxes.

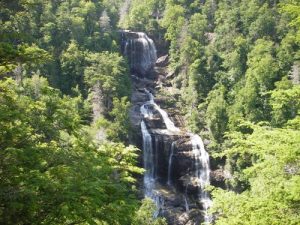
[167,142,175,186]
[191,134,213,224]
[144,89,180,132]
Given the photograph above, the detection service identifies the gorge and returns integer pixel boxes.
[1,1,299,225]
[122,30,215,225]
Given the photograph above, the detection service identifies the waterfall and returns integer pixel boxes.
[137,32,157,73]
[184,196,189,212]
[184,185,189,212]
[140,89,180,217]
[154,136,159,178]
[141,89,179,192]
[141,120,155,197]
[191,134,213,224]
[123,31,157,75]
[125,30,215,224]
[140,90,156,198]
[167,142,175,186]
[141,120,163,217]
[144,89,180,132]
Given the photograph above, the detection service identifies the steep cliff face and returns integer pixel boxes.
[123,31,225,225]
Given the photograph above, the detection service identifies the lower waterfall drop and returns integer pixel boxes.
[140,89,181,217]
[167,142,175,186]
[184,185,190,212]
[191,134,213,224]
[155,136,159,178]
[141,120,155,197]
[140,91,165,215]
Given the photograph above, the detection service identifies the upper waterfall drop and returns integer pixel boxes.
[121,30,157,76]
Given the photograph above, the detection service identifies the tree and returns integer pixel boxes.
[84,51,131,110]
[211,124,300,225]
[97,97,132,142]
[132,198,167,225]
[281,1,300,44]
[0,76,142,225]
[229,39,279,125]
[60,40,86,94]
[206,85,228,143]
[270,77,300,126]
[160,3,185,68]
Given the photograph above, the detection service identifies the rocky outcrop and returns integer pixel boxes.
[156,55,169,67]
[210,168,227,189]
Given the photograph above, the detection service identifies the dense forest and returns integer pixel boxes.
[0,0,299,225]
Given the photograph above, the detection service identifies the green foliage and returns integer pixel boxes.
[246,39,279,91]
[97,97,132,142]
[0,0,122,93]
[281,1,300,45]
[132,198,167,225]
[120,0,165,35]
[84,51,131,100]
[160,3,185,42]
[0,43,51,75]
[212,124,300,225]
[206,85,228,143]
[60,40,86,94]
[0,77,141,225]
[270,78,300,126]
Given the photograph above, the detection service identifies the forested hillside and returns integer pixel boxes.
[0,0,299,225]
[121,0,300,224]
[0,1,164,224]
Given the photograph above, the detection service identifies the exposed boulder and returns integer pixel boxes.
[156,54,169,67]
[210,168,232,190]
[166,71,175,79]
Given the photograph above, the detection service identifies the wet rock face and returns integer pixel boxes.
[129,78,208,224]
[121,30,157,76]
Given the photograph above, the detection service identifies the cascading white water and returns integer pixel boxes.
[141,89,213,222]
[137,32,157,72]
[140,86,157,198]
[125,30,214,223]
[167,142,175,186]
[140,89,180,217]
[144,89,180,132]
[123,31,157,75]
[184,196,189,212]
[191,134,213,224]
[184,185,189,212]
[141,120,155,197]
[154,136,159,178]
